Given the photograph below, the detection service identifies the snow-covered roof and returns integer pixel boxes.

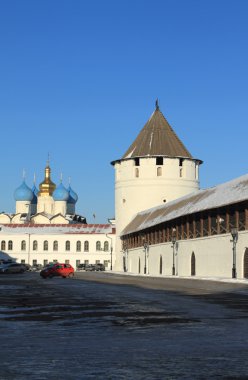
[121,173,248,236]
[0,224,115,235]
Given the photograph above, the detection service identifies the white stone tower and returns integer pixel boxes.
[111,101,203,270]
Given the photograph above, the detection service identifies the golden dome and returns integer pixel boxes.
[38,164,56,197]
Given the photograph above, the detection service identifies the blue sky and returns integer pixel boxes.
[0,0,248,223]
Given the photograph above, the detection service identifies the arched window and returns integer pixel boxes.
[1,241,6,250]
[104,241,109,251]
[21,240,26,251]
[76,241,81,252]
[65,240,70,251]
[159,255,162,275]
[191,252,196,276]
[53,241,58,251]
[244,248,248,279]
[43,240,48,251]
[157,167,162,176]
[33,240,38,251]
[135,168,139,178]
[84,241,89,252]
[8,240,13,251]
[96,241,101,251]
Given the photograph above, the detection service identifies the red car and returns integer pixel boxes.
[40,263,74,279]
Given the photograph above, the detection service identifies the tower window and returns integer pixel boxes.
[135,168,139,178]
[179,158,184,166]
[134,158,140,166]
[180,168,183,177]
[157,167,162,176]
[156,157,163,165]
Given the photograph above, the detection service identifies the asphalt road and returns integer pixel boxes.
[1,272,248,379]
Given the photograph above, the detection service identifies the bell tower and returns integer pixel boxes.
[37,159,56,214]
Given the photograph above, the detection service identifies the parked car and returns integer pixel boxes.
[40,263,74,279]
[0,262,26,274]
[95,263,105,271]
[85,264,96,271]
[77,264,86,271]
[30,264,43,272]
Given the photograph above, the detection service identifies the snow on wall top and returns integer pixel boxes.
[0,224,115,235]
[121,173,248,236]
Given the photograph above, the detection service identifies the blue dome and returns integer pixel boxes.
[67,185,78,204]
[53,183,69,201]
[31,184,38,204]
[14,181,34,202]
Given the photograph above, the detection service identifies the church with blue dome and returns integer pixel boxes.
[0,162,86,225]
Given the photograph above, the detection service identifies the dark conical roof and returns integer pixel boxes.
[122,104,193,159]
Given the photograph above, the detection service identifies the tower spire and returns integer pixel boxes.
[155,98,159,110]
[47,153,50,167]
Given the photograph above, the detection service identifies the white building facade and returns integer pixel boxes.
[0,224,115,270]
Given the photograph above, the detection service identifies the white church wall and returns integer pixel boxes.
[16,201,30,214]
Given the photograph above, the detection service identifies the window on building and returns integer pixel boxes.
[8,240,13,250]
[65,260,70,264]
[21,259,25,264]
[65,240,70,251]
[157,167,162,176]
[84,241,89,251]
[44,240,48,251]
[21,240,26,251]
[1,241,6,250]
[76,260,80,268]
[33,240,38,251]
[76,241,81,252]
[53,240,58,251]
[104,260,109,267]
[53,259,58,263]
[135,168,139,178]
[156,157,163,165]
[134,158,140,166]
[104,241,109,251]
[33,260,37,266]
[84,260,89,264]
[96,241,101,251]
[43,260,48,266]
[179,158,184,166]
[179,168,183,177]
[95,260,100,264]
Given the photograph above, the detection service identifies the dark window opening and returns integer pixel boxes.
[179,158,184,166]
[134,158,140,166]
[156,157,163,165]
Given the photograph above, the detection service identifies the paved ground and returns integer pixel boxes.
[1,272,248,379]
